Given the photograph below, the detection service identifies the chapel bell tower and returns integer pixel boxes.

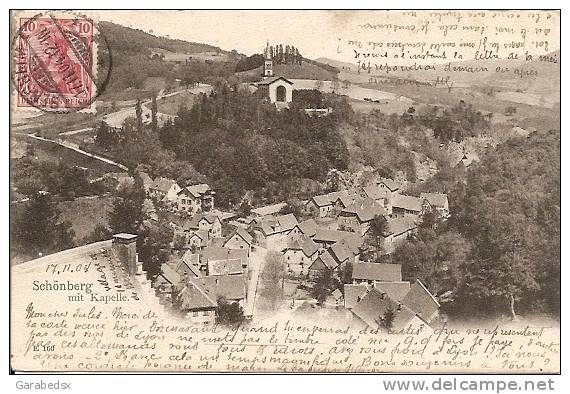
[263,41,274,78]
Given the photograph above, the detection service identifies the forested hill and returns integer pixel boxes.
[98,21,224,56]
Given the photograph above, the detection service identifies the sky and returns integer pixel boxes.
[88,10,560,65]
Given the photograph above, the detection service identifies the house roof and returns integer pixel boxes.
[210,237,226,247]
[392,194,424,212]
[420,192,448,208]
[343,284,368,309]
[351,288,400,328]
[310,250,338,271]
[255,213,299,236]
[378,178,400,192]
[201,246,248,267]
[208,258,243,276]
[341,197,387,223]
[251,202,287,217]
[180,274,247,311]
[329,242,353,264]
[386,217,417,237]
[158,263,182,285]
[311,194,333,207]
[352,262,402,282]
[313,229,363,252]
[190,229,209,243]
[168,258,202,278]
[285,235,319,257]
[181,250,200,268]
[374,281,411,301]
[364,185,387,201]
[402,279,440,323]
[183,213,220,231]
[256,76,293,85]
[225,227,253,246]
[299,219,318,237]
[185,183,213,198]
[151,177,177,194]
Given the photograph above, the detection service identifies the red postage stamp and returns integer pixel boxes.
[14,17,95,111]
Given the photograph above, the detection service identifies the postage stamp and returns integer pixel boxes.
[14,16,95,111]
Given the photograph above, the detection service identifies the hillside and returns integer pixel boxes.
[315,57,357,72]
[98,21,224,56]
[236,62,337,82]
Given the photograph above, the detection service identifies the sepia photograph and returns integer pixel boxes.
[8,8,560,376]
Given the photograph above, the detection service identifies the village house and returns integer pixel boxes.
[183,213,222,239]
[201,246,249,273]
[420,192,450,218]
[312,228,363,252]
[382,217,418,254]
[282,235,319,276]
[391,194,430,219]
[338,197,388,235]
[186,230,209,251]
[308,239,356,279]
[178,274,247,325]
[223,227,254,256]
[149,177,181,202]
[176,183,215,214]
[167,257,202,280]
[350,288,430,332]
[306,194,334,218]
[374,281,411,301]
[252,213,299,251]
[352,262,402,285]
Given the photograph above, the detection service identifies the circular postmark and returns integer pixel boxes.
[11,11,112,112]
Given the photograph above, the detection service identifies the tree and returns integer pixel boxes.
[108,175,146,235]
[311,269,339,304]
[260,251,285,310]
[11,192,75,258]
[376,306,395,331]
[365,215,388,259]
[137,218,174,278]
[216,297,245,326]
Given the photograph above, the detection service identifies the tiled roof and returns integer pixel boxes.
[225,227,253,246]
[378,178,400,191]
[392,194,424,212]
[374,281,411,301]
[256,76,293,85]
[255,213,299,235]
[185,183,212,198]
[313,229,364,253]
[386,217,417,237]
[285,235,319,257]
[329,242,353,264]
[208,258,243,276]
[316,250,339,270]
[181,250,200,267]
[190,229,209,243]
[341,197,387,223]
[352,262,402,282]
[299,219,318,237]
[420,192,448,208]
[150,177,177,194]
[183,213,219,231]
[159,263,182,285]
[180,274,247,310]
[351,288,400,328]
[311,194,333,207]
[251,202,287,217]
[201,246,248,267]
[343,284,368,309]
[364,185,387,201]
[402,279,440,323]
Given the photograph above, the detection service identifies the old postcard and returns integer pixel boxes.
[9,9,560,373]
